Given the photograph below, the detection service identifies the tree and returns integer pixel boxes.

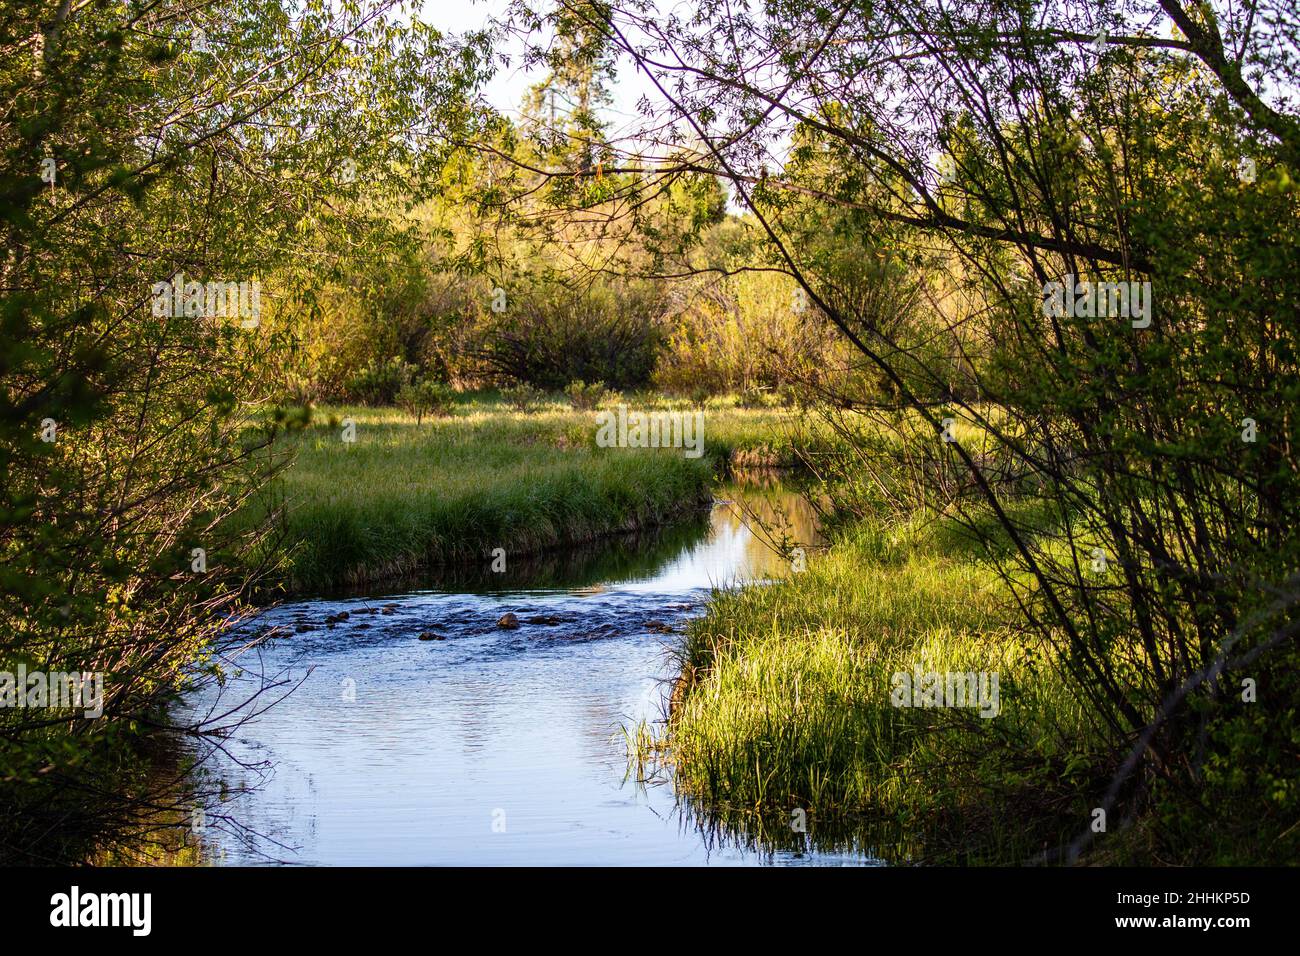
[527,0,1300,860]
[0,0,486,862]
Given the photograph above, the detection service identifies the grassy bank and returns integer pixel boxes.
[239,394,817,594]
[647,509,1101,863]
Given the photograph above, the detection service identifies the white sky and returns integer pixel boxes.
[423,0,662,136]
[420,0,773,214]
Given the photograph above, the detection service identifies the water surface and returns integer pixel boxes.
[185,483,880,865]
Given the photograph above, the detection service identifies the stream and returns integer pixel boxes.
[182,480,882,865]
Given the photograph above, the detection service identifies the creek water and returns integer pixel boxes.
[183,480,881,865]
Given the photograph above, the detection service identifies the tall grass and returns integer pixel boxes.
[652,511,1100,862]
[238,396,821,594]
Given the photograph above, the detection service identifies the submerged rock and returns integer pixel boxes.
[417,631,444,641]
[524,614,564,626]
[497,612,520,629]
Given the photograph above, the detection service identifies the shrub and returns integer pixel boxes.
[501,383,546,413]
[396,378,456,423]
[652,269,846,399]
[564,379,611,410]
[476,280,666,390]
[345,355,415,406]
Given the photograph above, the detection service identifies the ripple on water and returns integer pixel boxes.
[183,486,879,865]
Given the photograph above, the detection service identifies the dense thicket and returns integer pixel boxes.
[0,0,484,861]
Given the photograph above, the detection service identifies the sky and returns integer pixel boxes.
[418,0,776,214]
[421,0,664,138]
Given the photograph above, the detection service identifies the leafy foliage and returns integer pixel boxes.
[0,0,484,861]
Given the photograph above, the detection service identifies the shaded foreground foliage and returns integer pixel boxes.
[0,0,486,862]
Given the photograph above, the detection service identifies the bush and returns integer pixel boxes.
[653,269,845,399]
[345,356,416,406]
[477,280,666,390]
[501,383,546,413]
[564,379,611,410]
[396,378,456,423]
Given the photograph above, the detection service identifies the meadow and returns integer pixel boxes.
[238,393,822,594]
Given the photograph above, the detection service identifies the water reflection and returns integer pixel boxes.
[311,515,715,596]
[180,481,876,866]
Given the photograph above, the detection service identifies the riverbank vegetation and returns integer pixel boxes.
[238,397,818,594]
[4,0,1297,866]
[577,1,1300,864]
[657,511,1059,862]
[0,0,489,863]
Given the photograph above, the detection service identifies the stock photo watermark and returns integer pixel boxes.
[0,667,104,718]
[1041,273,1152,328]
[595,406,705,459]
[152,273,260,328]
[890,665,1000,718]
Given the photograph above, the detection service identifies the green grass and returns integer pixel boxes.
[237,393,819,594]
[646,509,1100,863]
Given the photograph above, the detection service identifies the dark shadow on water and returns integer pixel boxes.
[671,801,915,865]
[288,512,716,599]
[660,789,1077,865]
